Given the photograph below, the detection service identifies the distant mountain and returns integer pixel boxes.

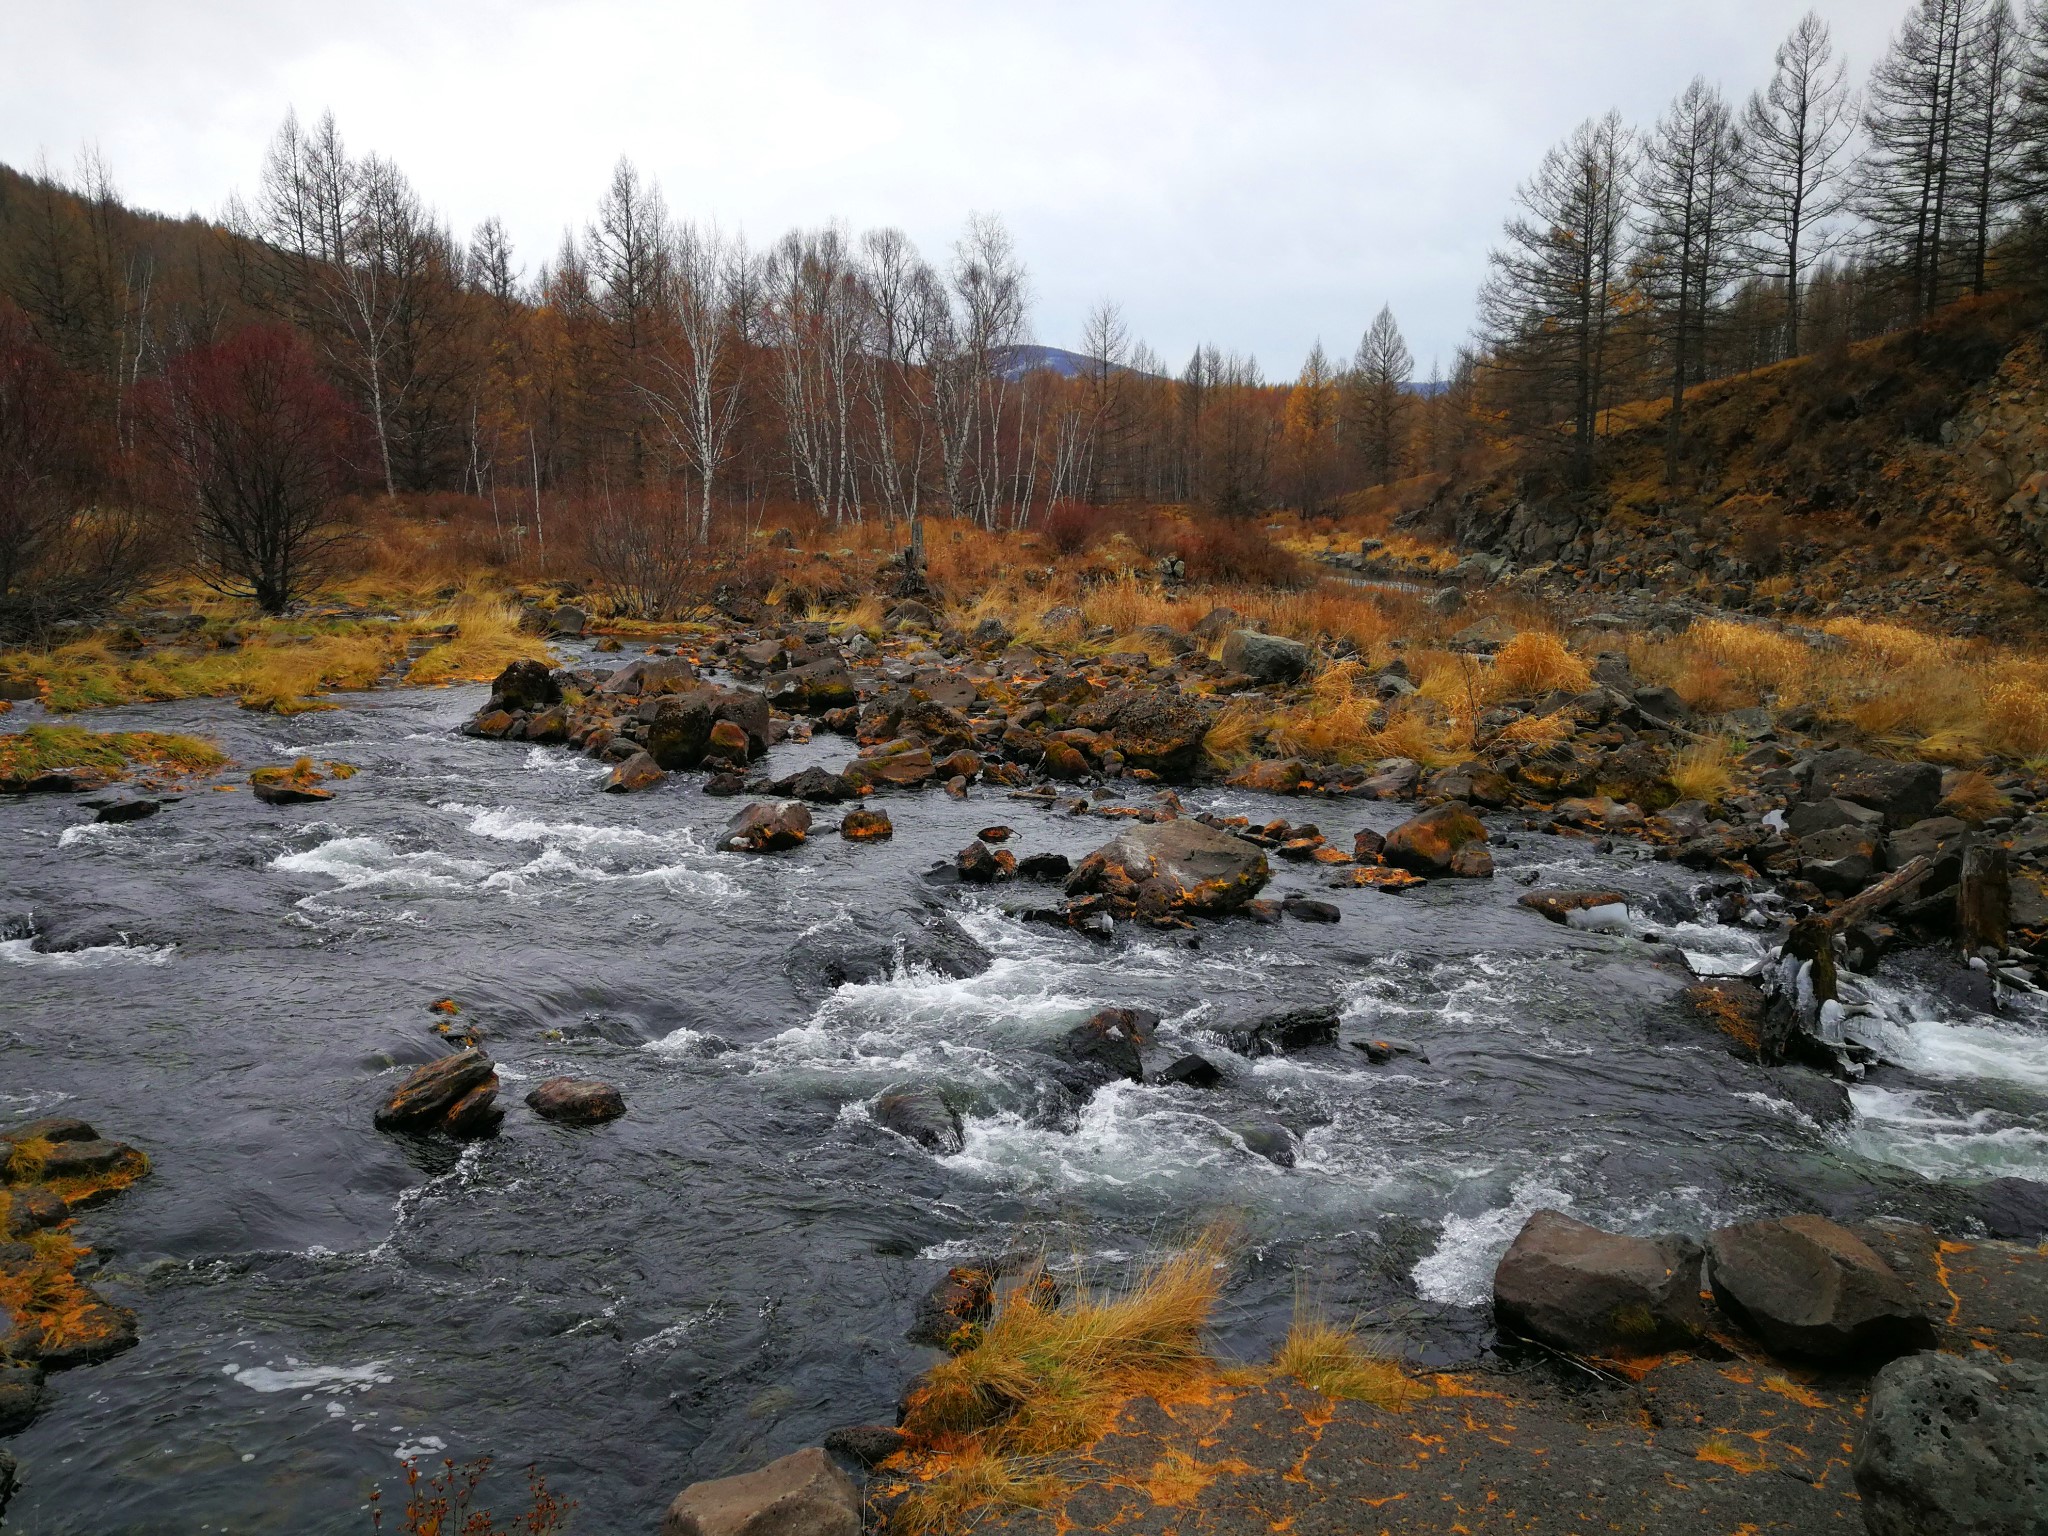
[999,342,1450,394]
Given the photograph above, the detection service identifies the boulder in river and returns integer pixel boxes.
[373,1049,502,1137]
[1223,1005,1339,1056]
[1101,689,1212,777]
[1044,1007,1156,1093]
[956,840,1016,883]
[1235,1122,1298,1167]
[872,1083,964,1154]
[1064,819,1271,920]
[1518,889,1628,925]
[604,751,666,793]
[785,906,991,993]
[660,1446,859,1536]
[838,807,893,842]
[1017,851,1071,882]
[487,658,562,714]
[722,801,811,853]
[1,1185,66,1238]
[525,1077,626,1125]
[1853,1351,2048,1536]
[91,796,162,825]
[249,761,334,805]
[1159,1053,1224,1088]
[1970,1174,2048,1240]
[1704,1214,1935,1365]
[1220,629,1311,684]
[1493,1210,1705,1358]
[1382,802,1492,878]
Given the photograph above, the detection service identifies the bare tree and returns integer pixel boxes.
[1480,112,1637,484]
[1861,0,1979,320]
[1740,12,1857,356]
[155,325,354,614]
[1958,1,2024,292]
[1642,78,1747,484]
[646,224,747,543]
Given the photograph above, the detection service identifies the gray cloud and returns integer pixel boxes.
[2,0,1904,375]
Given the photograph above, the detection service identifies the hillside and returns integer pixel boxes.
[1408,292,2048,641]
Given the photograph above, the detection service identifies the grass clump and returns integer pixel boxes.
[1669,737,1739,806]
[1940,769,2010,824]
[1491,630,1591,696]
[1269,1311,1420,1409]
[0,725,227,785]
[406,593,548,685]
[893,1242,1224,1534]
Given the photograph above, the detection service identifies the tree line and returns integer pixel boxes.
[7,0,2048,629]
[1479,0,2048,487]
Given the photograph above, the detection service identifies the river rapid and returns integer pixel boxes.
[4,670,2046,1533]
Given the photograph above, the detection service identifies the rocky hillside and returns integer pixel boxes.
[1406,291,2048,642]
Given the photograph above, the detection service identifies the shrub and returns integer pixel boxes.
[1041,501,1097,556]
[1174,519,1308,588]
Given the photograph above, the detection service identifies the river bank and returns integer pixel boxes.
[2,583,2045,1531]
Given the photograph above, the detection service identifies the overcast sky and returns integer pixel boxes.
[4,0,1903,376]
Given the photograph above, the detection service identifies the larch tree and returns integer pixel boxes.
[1479,111,1637,485]
[1641,77,1746,485]
[1861,0,1979,321]
[1958,0,2024,292]
[1740,11,1857,357]
[1345,304,1413,489]
[1282,340,1340,514]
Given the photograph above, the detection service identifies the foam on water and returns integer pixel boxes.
[0,937,173,968]
[1847,1084,2048,1180]
[272,836,489,895]
[224,1359,392,1394]
[1411,1174,1575,1307]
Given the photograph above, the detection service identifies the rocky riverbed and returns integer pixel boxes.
[3,599,2045,1531]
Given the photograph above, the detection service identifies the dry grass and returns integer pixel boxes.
[893,1240,1225,1535]
[1940,769,2010,824]
[2,625,404,713]
[0,724,226,783]
[406,593,549,686]
[1269,1311,1420,1409]
[1669,736,1739,805]
[1491,631,1591,696]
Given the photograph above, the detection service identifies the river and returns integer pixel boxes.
[4,667,2045,1532]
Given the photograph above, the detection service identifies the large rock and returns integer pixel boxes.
[1808,748,1943,829]
[873,1083,964,1154]
[785,908,991,993]
[722,801,811,853]
[1382,802,1492,878]
[487,658,561,714]
[605,751,667,793]
[373,1050,502,1136]
[1705,1214,1935,1364]
[660,1446,860,1536]
[1043,1007,1155,1094]
[839,807,893,841]
[1973,1175,2048,1241]
[1102,690,1212,777]
[525,1077,625,1125]
[1494,1210,1704,1357]
[1853,1352,2048,1536]
[1220,629,1311,684]
[1064,820,1271,919]
[1798,823,1885,894]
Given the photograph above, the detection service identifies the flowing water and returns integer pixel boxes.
[4,671,2045,1533]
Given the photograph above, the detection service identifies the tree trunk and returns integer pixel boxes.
[1957,842,2011,956]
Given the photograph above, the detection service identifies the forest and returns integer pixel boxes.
[3,0,2048,635]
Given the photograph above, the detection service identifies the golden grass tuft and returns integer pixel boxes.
[1269,1312,1421,1409]
[1491,631,1591,696]
[1940,769,2010,825]
[1668,737,1739,805]
[1985,671,2048,759]
[406,593,548,685]
[894,1241,1224,1534]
